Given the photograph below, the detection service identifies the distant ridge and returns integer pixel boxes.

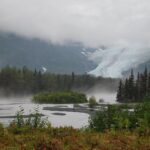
[0,32,96,74]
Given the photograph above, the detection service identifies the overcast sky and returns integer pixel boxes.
[0,0,150,48]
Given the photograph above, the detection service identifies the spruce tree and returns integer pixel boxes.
[117,80,124,102]
[135,72,141,101]
[147,72,150,96]
[124,79,129,101]
[143,67,148,96]
[128,69,135,101]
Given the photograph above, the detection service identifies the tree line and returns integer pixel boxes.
[0,66,117,96]
[117,68,150,102]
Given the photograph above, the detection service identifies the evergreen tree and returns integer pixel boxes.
[117,80,124,102]
[143,67,148,96]
[124,79,129,101]
[135,72,141,101]
[117,68,150,103]
[0,66,118,95]
[128,69,135,101]
[148,72,150,96]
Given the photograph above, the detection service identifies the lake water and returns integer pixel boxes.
[0,97,89,128]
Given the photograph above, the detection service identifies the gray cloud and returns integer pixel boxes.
[0,0,150,47]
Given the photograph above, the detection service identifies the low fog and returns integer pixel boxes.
[87,91,116,104]
[0,81,118,127]
[85,83,118,104]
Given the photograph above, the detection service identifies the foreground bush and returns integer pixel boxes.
[8,107,49,134]
[0,123,4,137]
[33,91,88,104]
[89,102,150,135]
[1,126,150,150]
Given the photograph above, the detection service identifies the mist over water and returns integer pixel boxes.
[0,97,89,128]
[85,85,117,104]
[0,87,117,127]
[87,91,117,104]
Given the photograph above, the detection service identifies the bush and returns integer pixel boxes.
[9,107,49,134]
[0,123,4,137]
[33,91,88,104]
[89,103,150,132]
[99,98,104,103]
[88,96,98,108]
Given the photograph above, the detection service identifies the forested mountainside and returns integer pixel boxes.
[0,32,96,74]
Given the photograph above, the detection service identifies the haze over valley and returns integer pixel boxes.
[0,0,150,130]
[1,1,150,149]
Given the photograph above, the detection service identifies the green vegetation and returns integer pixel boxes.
[2,66,150,149]
[33,91,88,104]
[2,124,150,150]
[99,98,104,103]
[117,68,150,102]
[14,107,48,129]
[88,96,98,108]
[89,101,150,135]
[0,66,117,96]
[1,104,150,149]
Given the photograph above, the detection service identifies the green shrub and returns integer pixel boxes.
[33,91,87,104]
[9,107,49,134]
[0,123,4,137]
[99,98,104,103]
[89,102,150,132]
[88,96,98,108]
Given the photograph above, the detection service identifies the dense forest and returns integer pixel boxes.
[0,66,117,96]
[117,68,150,102]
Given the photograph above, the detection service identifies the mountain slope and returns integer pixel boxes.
[0,33,96,74]
[0,32,149,76]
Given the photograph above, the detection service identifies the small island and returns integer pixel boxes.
[32,91,88,104]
